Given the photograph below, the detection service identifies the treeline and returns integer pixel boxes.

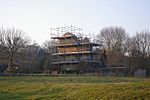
[0,27,51,73]
[0,26,150,75]
[97,26,150,75]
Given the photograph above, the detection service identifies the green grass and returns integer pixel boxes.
[0,76,150,100]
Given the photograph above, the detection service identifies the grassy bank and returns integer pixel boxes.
[0,76,150,100]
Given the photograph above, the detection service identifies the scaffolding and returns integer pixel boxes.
[50,26,106,74]
[50,26,83,39]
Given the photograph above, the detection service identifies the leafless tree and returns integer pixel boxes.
[133,31,150,56]
[97,26,127,67]
[42,40,52,53]
[125,30,150,74]
[0,27,29,72]
[42,40,57,54]
[97,26,127,52]
[42,40,58,70]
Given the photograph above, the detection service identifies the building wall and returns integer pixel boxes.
[58,38,78,45]
[51,32,105,73]
[58,46,90,53]
[52,54,101,63]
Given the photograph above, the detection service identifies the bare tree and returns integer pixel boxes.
[42,40,57,54]
[125,30,150,74]
[42,40,52,53]
[133,31,150,56]
[97,26,127,67]
[42,40,58,70]
[98,26,127,51]
[0,27,29,72]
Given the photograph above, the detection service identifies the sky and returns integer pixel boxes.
[0,0,150,44]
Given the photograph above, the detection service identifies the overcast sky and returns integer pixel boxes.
[0,0,150,44]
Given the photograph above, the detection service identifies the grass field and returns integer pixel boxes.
[0,76,150,100]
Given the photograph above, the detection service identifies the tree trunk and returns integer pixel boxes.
[7,57,13,73]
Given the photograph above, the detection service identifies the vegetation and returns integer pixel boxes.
[0,76,150,100]
[0,27,29,72]
[97,26,150,75]
[0,26,150,75]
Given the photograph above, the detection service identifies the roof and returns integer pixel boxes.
[52,32,77,39]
